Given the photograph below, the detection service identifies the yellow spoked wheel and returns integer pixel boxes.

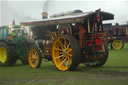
[52,35,81,71]
[28,46,42,68]
[112,40,123,50]
[0,47,7,63]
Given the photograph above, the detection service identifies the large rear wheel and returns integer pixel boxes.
[52,35,81,71]
[0,42,17,66]
[28,44,42,68]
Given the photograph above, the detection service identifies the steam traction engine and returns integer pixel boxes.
[21,9,114,71]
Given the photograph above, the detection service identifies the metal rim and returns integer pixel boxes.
[112,40,123,50]
[28,49,39,68]
[52,36,72,71]
[0,47,7,63]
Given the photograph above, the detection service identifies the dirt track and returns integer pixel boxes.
[0,69,128,84]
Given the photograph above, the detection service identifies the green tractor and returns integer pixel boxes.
[0,25,31,66]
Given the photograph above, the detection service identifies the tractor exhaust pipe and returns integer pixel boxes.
[42,12,48,19]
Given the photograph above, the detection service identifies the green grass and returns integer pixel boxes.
[0,44,128,85]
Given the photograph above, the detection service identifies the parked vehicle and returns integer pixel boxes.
[21,9,114,71]
[0,25,31,66]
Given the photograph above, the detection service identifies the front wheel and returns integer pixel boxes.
[28,44,42,68]
[52,35,81,71]
[112,39,124,50]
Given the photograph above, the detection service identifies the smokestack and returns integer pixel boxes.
[41,12,48,19]
[42,0,51,19]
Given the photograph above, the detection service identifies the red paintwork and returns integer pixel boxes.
[95,33,104,38]
[87,40,93,46]
[77,24,87,48]
[8,36,12,40]
[95,38,102,45]
[94,45,103,51]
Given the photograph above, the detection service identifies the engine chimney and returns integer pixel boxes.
[42,12,48,19]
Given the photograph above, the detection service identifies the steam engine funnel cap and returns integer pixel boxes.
[42,12,48,19]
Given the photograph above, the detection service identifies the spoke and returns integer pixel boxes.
[31,55,34,59]
[65,60,69,68]
[67,43,70,48]
[32,52,37,59]
[35,60,39,65]
[32,59,35,63]
[31,58,34,62]
[67,53,72,57]
[62,56,65,60]
[64,38,67,48]
[67,48,72,52]
[59,58,66,67]
[68,57,72,63]
[59,52,64,54]
[34,56,38,60]
[58,40,64,49]
[54,47,63,51]
[34,52,37,56]
[55,55,64,59]
[32,51,34,56]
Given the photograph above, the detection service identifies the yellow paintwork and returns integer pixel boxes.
[52,36,72,71]
[28,48,39,68]
[0,47,7,63]
[112,40,123,50]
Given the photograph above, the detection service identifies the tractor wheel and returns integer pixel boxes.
[20,40,35,65]
[52,35,81,71]
[28,44,42,68]
[0,42,17,66]
[85,41,109,67]
[20,42,29,65]
[112,39,124,50]
[20,56,28,65]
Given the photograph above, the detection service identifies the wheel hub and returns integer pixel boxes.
[112,40,123,50]
[0,47,7,63]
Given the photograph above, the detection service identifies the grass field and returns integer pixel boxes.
[0,44,128,85]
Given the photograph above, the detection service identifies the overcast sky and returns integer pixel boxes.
[0,0,128,26]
